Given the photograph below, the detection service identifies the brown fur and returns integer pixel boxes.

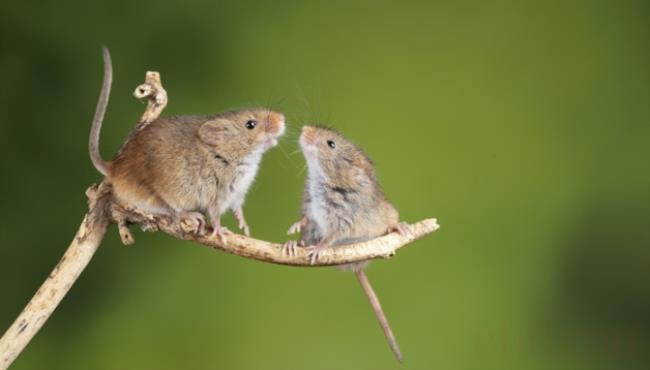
[107,111,284,223]
[88,49,285,235]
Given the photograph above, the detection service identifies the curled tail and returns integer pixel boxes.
[89,47,113,176]
[355,269,403,363]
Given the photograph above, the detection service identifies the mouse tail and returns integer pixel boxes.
[355,269,403,363]
[89,46,112,176]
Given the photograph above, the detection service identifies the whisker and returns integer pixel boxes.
[297,162,308,177]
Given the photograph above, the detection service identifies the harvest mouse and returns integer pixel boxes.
[284,125,409,362]
[89,48,285,241]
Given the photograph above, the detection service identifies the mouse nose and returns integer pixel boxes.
[301,125,317,145]
[269,112,284,125]
[266,111,285,134]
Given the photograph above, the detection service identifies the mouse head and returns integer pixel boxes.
[300,125,376,187]
[198,108,285,159]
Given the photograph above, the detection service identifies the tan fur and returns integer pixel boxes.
[105,110,284,225]
[88,48,285,235]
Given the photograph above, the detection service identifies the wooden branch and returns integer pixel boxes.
[106,181,440,266]
[0,67,440,369]
[0,183,440,370]
[0,186,113,370]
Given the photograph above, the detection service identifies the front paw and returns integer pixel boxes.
[305,244,328,265]
[282,240,299,257]
[281,240,305,257]
[233,208,251,236]
[287,220,304,235]
[238,219,251,237]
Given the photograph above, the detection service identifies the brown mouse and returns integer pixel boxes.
[89,48,285,241]
[284,125,409,362]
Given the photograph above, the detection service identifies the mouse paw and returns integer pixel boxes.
[210,225,231,244]
[305,244,328,265]
[287,220,304,235]
[238,220,251,237]
[393,222,412,237]
[179,211,206,235]
[282,240,301,257]
[233,208,251,237]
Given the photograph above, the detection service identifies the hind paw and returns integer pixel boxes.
[179,211,206,235]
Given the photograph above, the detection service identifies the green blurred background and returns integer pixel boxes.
[1,0,648,369]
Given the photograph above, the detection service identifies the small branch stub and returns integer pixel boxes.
[133,71,167,124]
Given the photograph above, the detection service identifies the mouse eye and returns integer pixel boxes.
[327,140,336,149]
[245,120,257,129]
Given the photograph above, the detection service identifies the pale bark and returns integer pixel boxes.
[0,186,112,370]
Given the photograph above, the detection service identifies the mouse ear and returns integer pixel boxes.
[198,119,237,146]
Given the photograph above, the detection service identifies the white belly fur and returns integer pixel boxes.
[306,166,329,235]
[220,151,262,213]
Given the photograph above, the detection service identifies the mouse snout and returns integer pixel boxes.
[300,126,318,146]
[265,111,285,136]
